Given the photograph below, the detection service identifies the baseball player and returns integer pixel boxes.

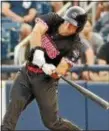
[2,6,87,131]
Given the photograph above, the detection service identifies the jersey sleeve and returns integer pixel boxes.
[66,39,82,63]
[65,36,91,63]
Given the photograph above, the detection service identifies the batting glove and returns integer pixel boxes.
[42,63,56,75]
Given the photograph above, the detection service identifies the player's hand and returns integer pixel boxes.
[42,64,61,79]
[42,63,56,75]
[55,58,71,76]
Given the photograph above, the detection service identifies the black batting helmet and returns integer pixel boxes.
[63,6,87,33]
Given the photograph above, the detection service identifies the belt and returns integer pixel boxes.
[27,66,44,73]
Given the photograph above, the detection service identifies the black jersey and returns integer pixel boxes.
[29,12,82,66]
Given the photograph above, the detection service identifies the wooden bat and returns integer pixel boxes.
[61,76,109,110]
[57,2,72,16]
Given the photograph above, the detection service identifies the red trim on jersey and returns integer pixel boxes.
[27,66,43,73]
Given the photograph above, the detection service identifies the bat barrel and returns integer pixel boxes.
[61,76,109,110]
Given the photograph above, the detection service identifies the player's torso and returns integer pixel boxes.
[41,26,78,66]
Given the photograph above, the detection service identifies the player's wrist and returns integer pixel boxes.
[42,63,56,75]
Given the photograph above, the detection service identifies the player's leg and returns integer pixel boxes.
[1,67,34,131]
[31,75,82,131]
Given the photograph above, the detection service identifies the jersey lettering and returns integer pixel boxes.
[41,35,60,59]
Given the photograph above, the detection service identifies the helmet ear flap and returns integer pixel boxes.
[76,14,87,33]
[76,14,87,25]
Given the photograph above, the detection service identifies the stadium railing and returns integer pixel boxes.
[1,65,109,73]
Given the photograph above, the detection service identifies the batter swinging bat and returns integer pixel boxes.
[14,2,72,65]
[61,76,109,110]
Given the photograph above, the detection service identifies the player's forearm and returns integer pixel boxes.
[30,20,48,48]
[30,24,42,48]
[30,30,41,48]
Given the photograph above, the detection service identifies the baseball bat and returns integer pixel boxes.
[57,2,72,16]
[61,76,109,110]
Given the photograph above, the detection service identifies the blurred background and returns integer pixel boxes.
[1,1,109,130]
